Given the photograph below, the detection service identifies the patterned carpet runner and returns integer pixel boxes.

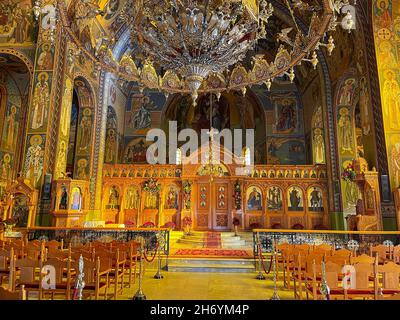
[173,248,250,258]
[204,232,221,248]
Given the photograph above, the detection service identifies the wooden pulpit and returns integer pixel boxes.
[51,179,89,227]
[348,158,383,231]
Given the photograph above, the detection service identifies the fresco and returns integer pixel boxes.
[23,134,46,187]
[30,72,51,132]
[373,0,400,191]
[0,0,35,46]
[266,137,306,165]
[125,91,166,136]
[0,61,30,184]
[123,137,152,164]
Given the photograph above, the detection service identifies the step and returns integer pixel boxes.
[167,265,255,273]
[168,258,256,265]
[166,258,256,273]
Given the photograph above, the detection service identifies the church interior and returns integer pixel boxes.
[1,0,400,302]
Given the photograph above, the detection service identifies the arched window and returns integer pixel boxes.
[244,147,251,166]
[176,148,182,165]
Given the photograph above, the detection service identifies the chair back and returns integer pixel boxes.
[325,261,342,290]
[0,285,26,300]
[377,262,400,290]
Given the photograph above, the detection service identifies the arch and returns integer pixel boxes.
[0,49,34,74]
[0,53,31,183]
[67,76,96,179]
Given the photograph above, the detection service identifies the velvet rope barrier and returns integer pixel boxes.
[143,241,159,263]
[258,243,273,275]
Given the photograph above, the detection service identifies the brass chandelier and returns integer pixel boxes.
[55,0,357,105]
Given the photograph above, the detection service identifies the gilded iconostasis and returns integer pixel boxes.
[0,0,398,230]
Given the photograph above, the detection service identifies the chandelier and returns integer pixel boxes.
[128,0,273,105]
[56,0,357,105]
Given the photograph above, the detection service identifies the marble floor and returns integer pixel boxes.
[120,270,294,300]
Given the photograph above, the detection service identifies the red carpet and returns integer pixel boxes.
[172,249,250,258]
[204,232,221,248]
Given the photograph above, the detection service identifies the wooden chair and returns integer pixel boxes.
[332,248,352,258]
[376,261,400,299]
[392,245,400,264]
[71,248,95,262]
[312,244,332,254]
[325,254,349,267]
[95,248,126,300]
[305,260,344,300]
[25,242,44,261]
[285,248,308,290]
[113,241,139,288]
[11,257,44,299]
[40,257,72,300]
[281,247,295,288]
[370,244,392,264]
[294,253,324,300]
[350,254,375,265]
[46,240,64,254]
[70,257,110,300]
[343,257,378,300]
[0,247,13,286]
[0,285,26,300]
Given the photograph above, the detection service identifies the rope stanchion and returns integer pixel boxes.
[258,243,273,275]
[256,233,266,280]
[143,242,159,263]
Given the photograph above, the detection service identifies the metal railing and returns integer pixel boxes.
[26,227,170,255]
[253,229,400,257]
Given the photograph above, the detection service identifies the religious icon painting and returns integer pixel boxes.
[261,170,267,178]
[107,185,120,210]
[59,184,68,210]
[246,186,262,211]
[71,187,82,211]
[337,78,356,106]
[266,186,283,211]
[307,187,324,212]
[126,186,140,210]
[287,186,304,212]
[164,185,179,210]
[77,108,93,155]
[337,106,355,155]
[37,42,54,71]
[76,158,88,180]
[268,170,275,178]
[271,95,299,134]
[23,134,45,187]
[1,103,19,152]
[0,151,12,181]
[124,137,151,164]
[0,1,35,45]
[30,72,51,132]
